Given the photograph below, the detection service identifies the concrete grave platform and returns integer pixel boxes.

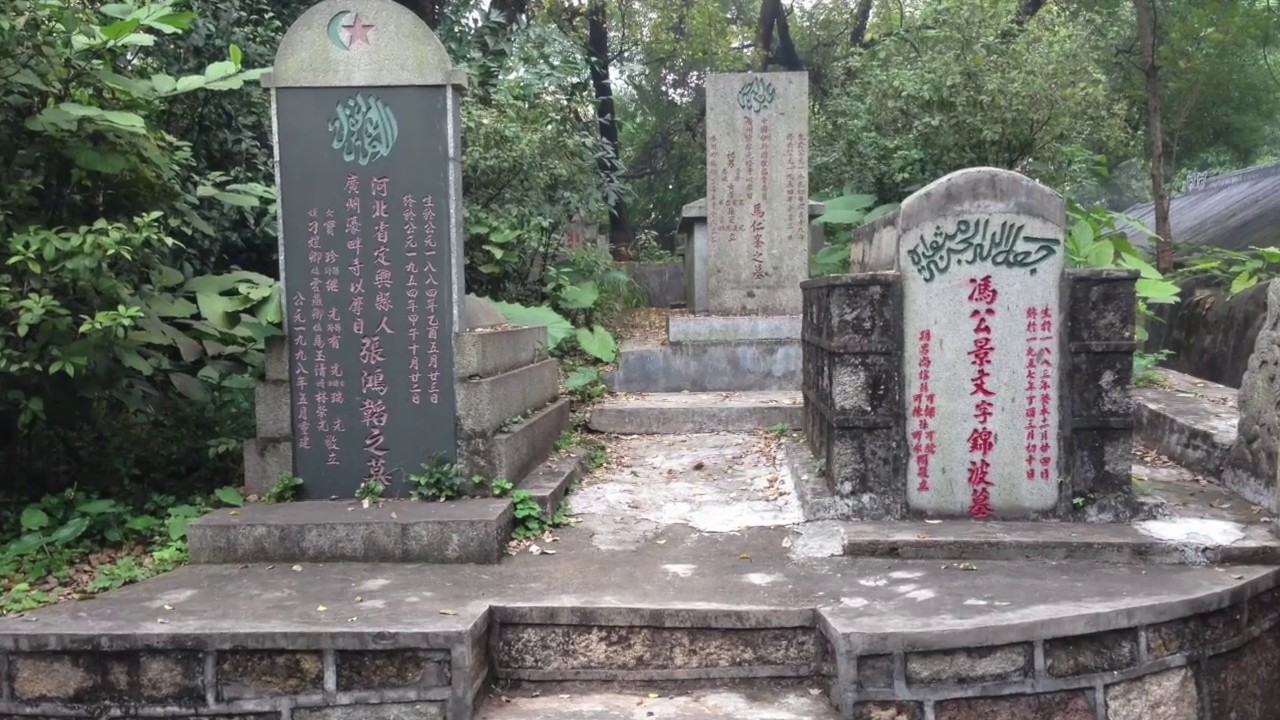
[3,527,1277,720]
[10,432,1280,720]
[605,339,800,393]
[587,391,803,434]
[189,449,587,565]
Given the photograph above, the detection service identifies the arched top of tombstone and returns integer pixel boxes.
[899,167,1064,227]
[268,0,466,89]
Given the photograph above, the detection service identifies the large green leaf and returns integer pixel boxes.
[20,506,49,531]
[821,193,877,212]
[49,517,89,546]
[576,325,618,363]
[491,301,573,349]
[184,271,274,294]
[564,367,601,391]
[815,209,868,225]
[558,282,600,310]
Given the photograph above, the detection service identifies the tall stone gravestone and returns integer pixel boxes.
[898,169,1066,518]
[704,72,809,316]
[269,0,466,498]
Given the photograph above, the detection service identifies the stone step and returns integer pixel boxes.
[188,449,587,565]
[587,392,803,434]
[1133,368,1238,481]
[462,399,571,485]
[605,340,799,393]
[802,519,1280,566]
[474,684,840,719]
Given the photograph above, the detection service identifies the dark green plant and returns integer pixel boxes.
[811,190,900,276]
[407,457,463,502]
[264,475,304,504]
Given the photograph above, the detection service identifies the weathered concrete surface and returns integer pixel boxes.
[461,398,570,484]
[476,686,838,719]
[187,499,513,564]
[605,340,800,393]
[465,295,509,329]
[456,359,559,434]
[243,437,292,497]
[820,518,1279,566]
[569,433,804,550]
[455,326,548,380]
[588,392,803,434]
[1105,666,1198,720]
[667,315,801,343]
[622,261,686,309]
[1225,279,1280,511]
[253,380,291,439]
[1133,369,1238,479]
[1145,276,1273,389]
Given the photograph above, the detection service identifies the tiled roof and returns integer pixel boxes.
[1121,161,1280,250]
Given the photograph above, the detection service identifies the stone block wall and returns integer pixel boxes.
[801,273,906,519]
[0,643,484,719]
[1224,280,1280,510]
[800,269,1141,520]
[1145,276,1273,388]
[621,261,686,308]
[835,584,1280,720]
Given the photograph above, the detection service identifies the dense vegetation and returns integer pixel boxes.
[2,0,1278,609]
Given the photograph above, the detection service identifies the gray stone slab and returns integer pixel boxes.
[667,315,800,343]
[266,336,289,382]
[516,448,588,516]
[255,380,292,438]
[461,398,570,484]
[623,262,686,308]
[588,392,803,434]
[827,519,1280,566]
[187,499,513,564]
[456,359,559,434]
[455,326,548,380]
[896,167,1067,518]
[605,340,800,393]
[704,72,809,316]
[465,294,509,330]
[474,687,839,720]
[244,438,293,496]
[1133,369,1238,480]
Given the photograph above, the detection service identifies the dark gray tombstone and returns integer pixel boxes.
[268,0,467,498]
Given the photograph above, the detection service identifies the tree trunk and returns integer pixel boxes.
[756,0,804,71]
[393,0,443,28]
[489,0,528,24]
[1134,0,1173,272]
[1014,0,1049,25]
[851,0,874,46]
[587,0,634,258]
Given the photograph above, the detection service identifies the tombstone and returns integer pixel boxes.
[269,0,467,498]
[802,168,1139,520]
[703,72,809,316]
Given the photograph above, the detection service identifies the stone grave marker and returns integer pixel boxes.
[898,168,1066,518]
[270,0,466,498]
[704,72,808,315]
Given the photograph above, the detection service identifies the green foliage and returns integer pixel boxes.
[565,367,608,401]
[492,301,576,350]
[810,3,1135,201]
[1,0,277,506]
[1133,350,1171,388]
[264,475,304,504]
[1172,245,1280,298]
[509,491,573,541]
[0,486,224,614]
[575,327,618,363]
[355,481,385,503]
[554,430,577,452]
[811,189,900,276]
[213,486,244,507]
[488,477,515,498]
[1065,202,1181,345]
[407,457,463,502]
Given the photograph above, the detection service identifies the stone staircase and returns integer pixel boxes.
[594,315,804,434]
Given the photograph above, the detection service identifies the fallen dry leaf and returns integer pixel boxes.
[317,605,327,612]
[162,604,173,611]
[782,536,793,548]
[957,563,978,571]
[440,609,458,616]
[925,519,943,524]
[738,553,752,561]
[291,565,303,572]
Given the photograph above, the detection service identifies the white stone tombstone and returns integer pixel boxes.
[897,168,1067,518]
[704,72,808,316]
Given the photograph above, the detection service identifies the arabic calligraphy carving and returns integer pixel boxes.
[737,77,777,114]
[328,93,398,166]
[906,219,1060,282]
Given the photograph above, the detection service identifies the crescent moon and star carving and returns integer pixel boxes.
[326,11,375,50]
